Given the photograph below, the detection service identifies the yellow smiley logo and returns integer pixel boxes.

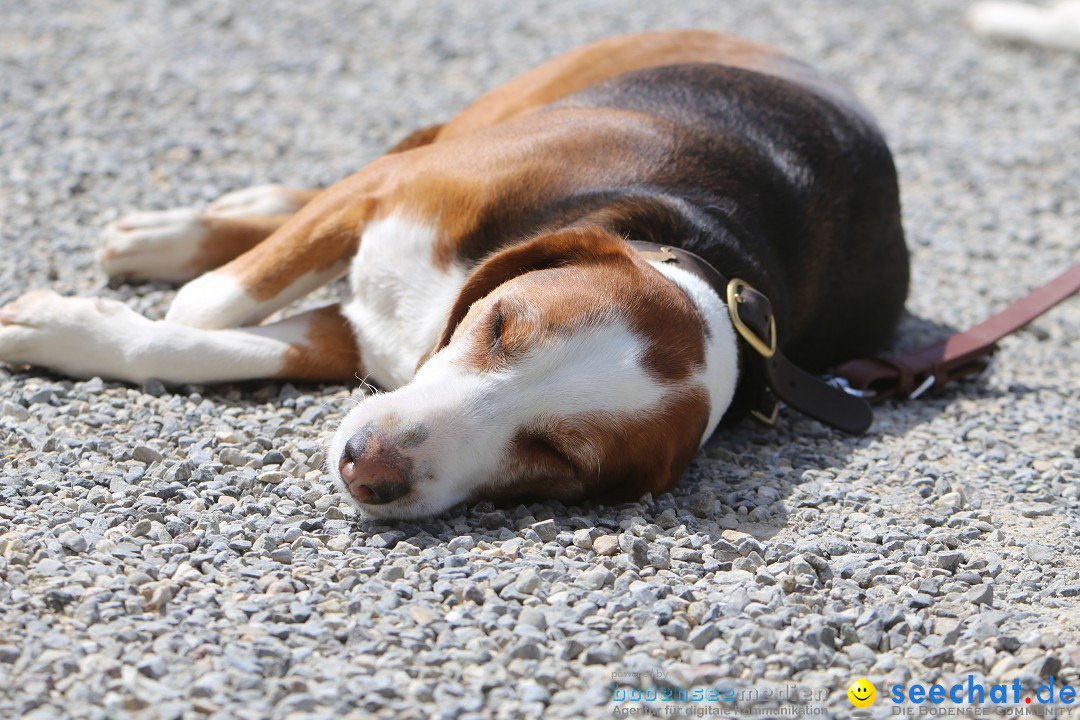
[848,678,876,708]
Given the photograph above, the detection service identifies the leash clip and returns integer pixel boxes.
[908,375,936,400]
[824,375,878,400]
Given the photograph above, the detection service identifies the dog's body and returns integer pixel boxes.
[0,31,908,518]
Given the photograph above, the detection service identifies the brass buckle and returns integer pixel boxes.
[750,399,780,427]
[726,278,777,358]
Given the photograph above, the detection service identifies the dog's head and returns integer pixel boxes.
[328,227,738,519]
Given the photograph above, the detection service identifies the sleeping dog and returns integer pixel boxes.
[0,31,909,519]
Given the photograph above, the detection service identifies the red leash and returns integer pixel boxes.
[834,263,1080,403]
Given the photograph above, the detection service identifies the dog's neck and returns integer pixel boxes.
[641,257,740,446]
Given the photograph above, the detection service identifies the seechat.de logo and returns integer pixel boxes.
[891,676,1077,706]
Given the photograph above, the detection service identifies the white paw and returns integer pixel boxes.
[205,184,308,218]
[0,291,149,380]
[99,207,208,281]
[165,271,261,330]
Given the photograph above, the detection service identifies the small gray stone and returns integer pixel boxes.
[59,531,87,554]
[1026,544,1055,564]
[254,535,279,552]
[480,512,507,529]
[937,492,965,508]
[518,607,547,630]
[146,583,178,611]
[127,571,153,586]
[520,680,550,703]
[277,693,316,713]
[580,568,615,590]
[646,546,671,570]
[530,519,557,543]
[820,537,852,556]
[1,401,30,421]
[510,642,542,660]
[1019,503,1054,518]
[804,626,836,650]
[621,535,649,567]
[966,583,994,605]
[26,388,56,405]
[1023,656,1061,681]
[558,640,585,660]
[584,643,624,664]
[152,483,184,500]
[370,531,404,548]
[137,655,168,679]
[174,532,200,552]
[690,490,718,517]
[923,647,954,668]
[688,624,719,649]
[932,551,963,572]
[670,547,703,563]
[572,528,595,550]
[262,450,286,465]
[228,539,252,553]
[142,378,166,397]
[163,461,193,483]
[907,592,934,609]
[857,620,885,649]
[954,570,982,585]
[733,555,761,573]
[789,556,817,577]
[448,535,475,552]
[132,445,163,464]
[514,569,541,594]
[592,535,619,556]
[219,448,249,466]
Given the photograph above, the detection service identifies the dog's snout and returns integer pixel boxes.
[338,429,412,505]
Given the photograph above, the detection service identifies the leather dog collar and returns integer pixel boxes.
[631,240,1080,434]
[630,240,874,434]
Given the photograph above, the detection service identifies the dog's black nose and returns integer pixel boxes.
[339,432,410,505]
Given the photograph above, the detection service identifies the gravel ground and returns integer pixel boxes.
[2,2,1079,719]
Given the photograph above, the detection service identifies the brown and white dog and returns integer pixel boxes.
[0,31,909,519]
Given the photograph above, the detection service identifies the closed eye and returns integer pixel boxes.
[490,302,504,352]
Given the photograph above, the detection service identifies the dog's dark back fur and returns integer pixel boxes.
[552,64,909,371]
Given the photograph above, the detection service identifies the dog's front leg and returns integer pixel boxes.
[0,294,361,384]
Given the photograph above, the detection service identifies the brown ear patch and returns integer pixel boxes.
[416,227,632,370]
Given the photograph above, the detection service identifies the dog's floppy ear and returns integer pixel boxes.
[416,227,629,369]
